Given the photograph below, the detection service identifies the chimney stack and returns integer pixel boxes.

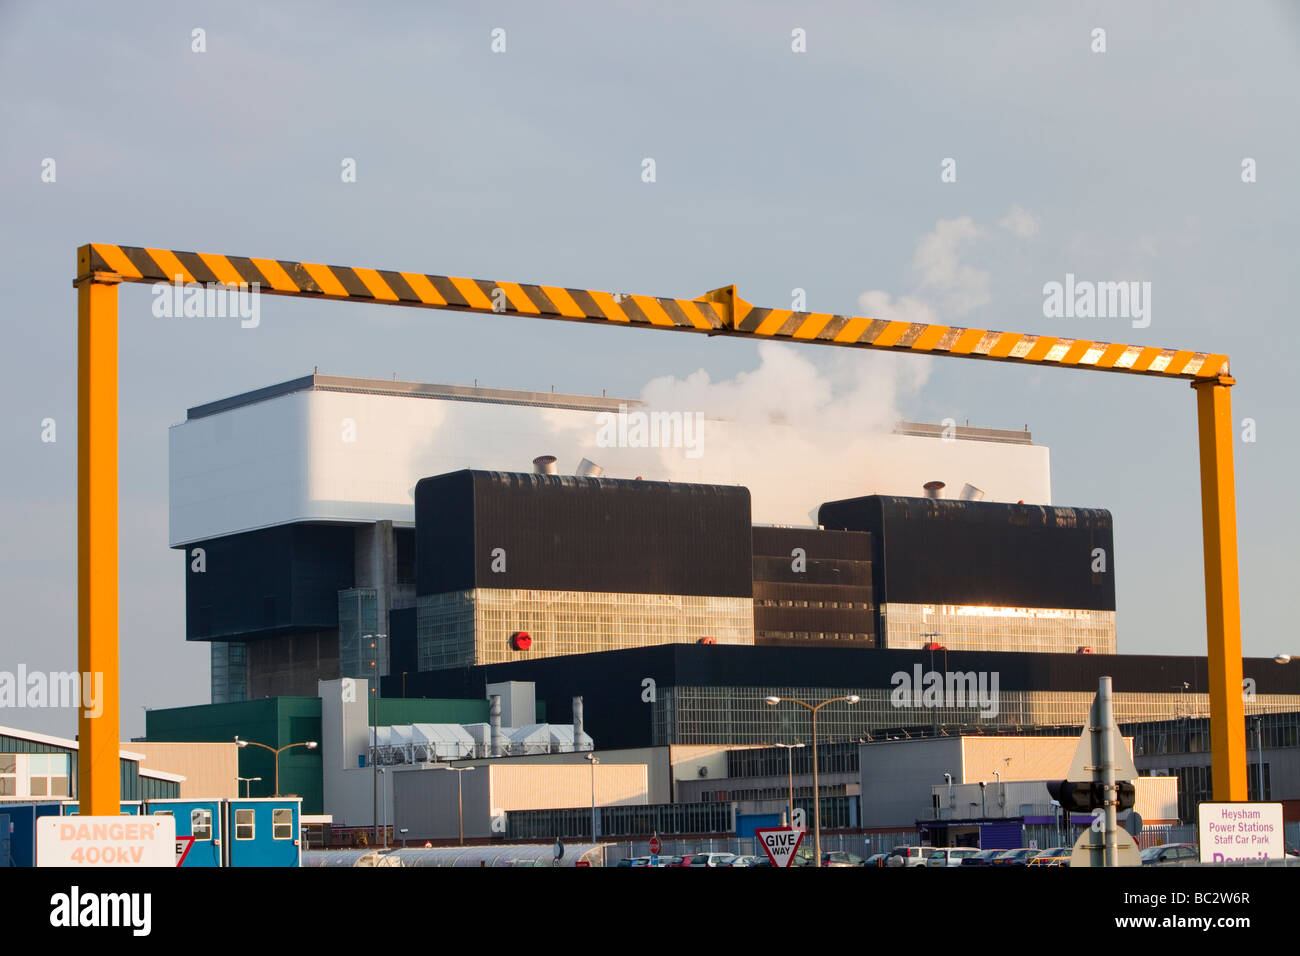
[923,480,946,499]
[489,694,503,757]
[575,458,604,478]
[532,455,558,475]
[572,696,586,752]
[959,483,985,501]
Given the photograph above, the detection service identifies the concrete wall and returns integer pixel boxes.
[960,736,1133,783]
[320,677,381,828]
[392,762,648,840]
[859,737,963,829]
[170,385,1052,546]
[130,742,239,798]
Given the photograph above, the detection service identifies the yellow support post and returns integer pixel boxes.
[1193,376,1247,800]
[76,260,121,815]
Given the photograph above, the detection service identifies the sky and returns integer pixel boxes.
[1,1,1298,738]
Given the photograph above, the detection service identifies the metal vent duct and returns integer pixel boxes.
[532,455,558,475]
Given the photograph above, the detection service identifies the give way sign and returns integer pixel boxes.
[756,827,804,868]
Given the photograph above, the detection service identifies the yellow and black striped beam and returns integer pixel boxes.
[78,244,1229,381]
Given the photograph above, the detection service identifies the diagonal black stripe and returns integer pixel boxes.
[377,270,419,303]
[125,248,164,281]
[283,262,320,294]
[657,299,693,328]
[174,251,218,285]
[739,308,770,333]
[331,266,372,299]
[619,296,649,324]
[518,284,557,315]
[567,288,602,319]
[817,316,849,340]
[226,256,269,287]
[430,276,466,307]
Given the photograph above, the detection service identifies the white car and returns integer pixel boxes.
[688,852,736,867]
[926,848,980,867]
[886,846,939,867]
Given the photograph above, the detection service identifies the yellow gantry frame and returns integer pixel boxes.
[73,243,1247,812]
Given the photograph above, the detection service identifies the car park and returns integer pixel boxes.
[959,849,1004,866]
[927,847,981,867]
[689,852,736,867]
[1027,847,1071,867]
[886,846,938,867]
[1140,843,1199,866]
[822,851,866,867]
[725,855,761,867]
[989,848,1037,867]
[865,852,890,867]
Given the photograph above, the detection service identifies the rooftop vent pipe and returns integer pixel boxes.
[532,455,558,475]
[923,481,946,499]
[959,483,985,502]
[572,696,585,752]
[575,458,604,478]
[489,694,503,757]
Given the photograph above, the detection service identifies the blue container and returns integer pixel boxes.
[144,799,224,868]
[60,801,143,816]
[0,802,63,867]
[224,798,302,867]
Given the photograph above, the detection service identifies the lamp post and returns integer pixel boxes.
[378,766,389,847]
[764,695,859,867]
[233,738,317,796]
[586,752,599,844]
[363,633,387,847]
[774,742,805,826]
[1254,716,1264,800]
[440,765,475,845]
[237,775,262,798]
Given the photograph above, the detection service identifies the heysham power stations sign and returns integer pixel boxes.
[1197,802,1285,863]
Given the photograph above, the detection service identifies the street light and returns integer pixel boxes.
[774,743,805,826]
[439,765,475,845]
[586,752,599,844]
[233,737,317,797]
[378,766,390,847]
[237,775,262,798]
[363,633,388,847]
[764,695,859,867]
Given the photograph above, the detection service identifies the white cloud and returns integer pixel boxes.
[998,203,1040,238]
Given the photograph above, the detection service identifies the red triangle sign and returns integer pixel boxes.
[755,827,804,868]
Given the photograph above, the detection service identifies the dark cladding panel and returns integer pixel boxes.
[415,471,477,595]
[417,470,752,597]
[185,525,355,641]
[817,495,1115,611]
[389,607,418,676]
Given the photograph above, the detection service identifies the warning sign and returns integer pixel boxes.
[37,816,176,867]
[756,827,804,868]
[175,836,196,866]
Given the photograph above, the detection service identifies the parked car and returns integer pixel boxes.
[662,855,689,867]
[689,852,736,867]
[616,856,651,867]
[989,848,1037,867]
[865,852,891,867]
[822,851,866,867]
[790,847,817,867]
[927,847,981,867]
[725,855,761,867]
[886,846,938,867]
[1027,847,1071,867]
[960,849,1004,866]
[1140,843,1199,866]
